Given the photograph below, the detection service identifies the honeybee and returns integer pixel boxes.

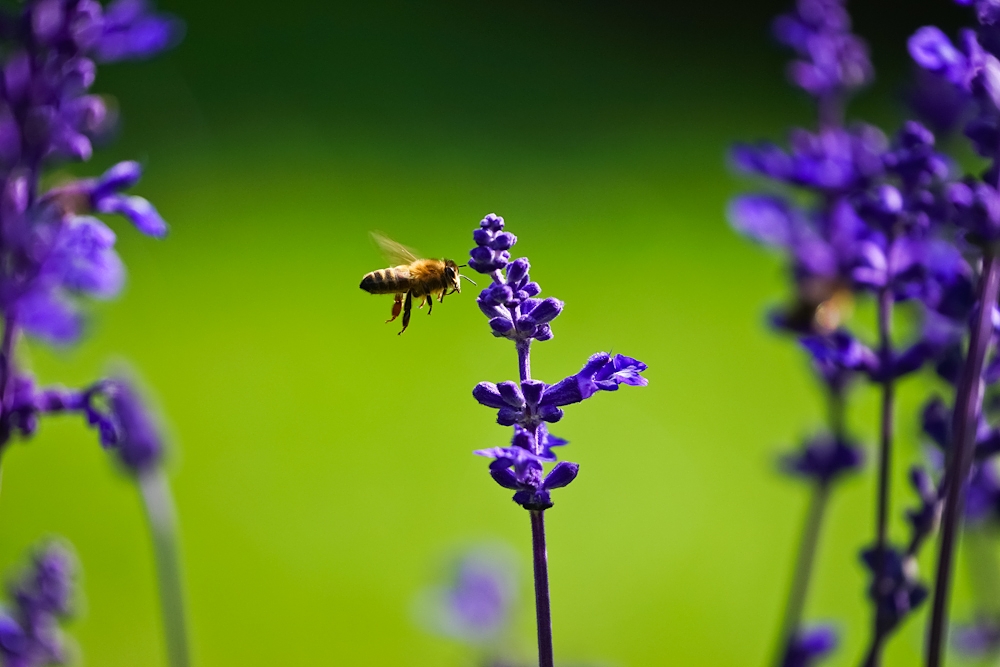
[359,233,476,334]
[780,276,854,334]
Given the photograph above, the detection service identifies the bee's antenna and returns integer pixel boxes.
[457,263,467,268]
[460,274,478,286]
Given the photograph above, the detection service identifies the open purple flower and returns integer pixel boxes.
[473,353,648,429]
[476,425,577,510]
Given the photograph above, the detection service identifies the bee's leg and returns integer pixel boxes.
[399,291,413,335]
[386,294,403,323]
[418,296,425,309]
[427,293,433,315]
[439,290,446,304]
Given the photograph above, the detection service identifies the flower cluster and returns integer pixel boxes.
[772,0,872,100]
[468,215,648,506]
[0,0,178,348]
[0,543,75,667]
[472,216,562,343]
[860,546,929,636]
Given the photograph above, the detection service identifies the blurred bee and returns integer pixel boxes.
[359,233,476,334]
[778,276,854,334]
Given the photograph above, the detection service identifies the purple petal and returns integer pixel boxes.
[95,194,166,237]
[472,382,506,409]
[542,462,579,490]
[525,297,563,325]
[909,26,968,85]
[497,381,525,409]
[727,195,796,247]
[490,468,520,490]
[16,289,82,345]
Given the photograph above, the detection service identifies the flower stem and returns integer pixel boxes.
[138,468,191,667]
[517,339,531,383]
[774,481,831,666]
[867,285,895,666]
[926,248,1000,667]
[0,315,17,451]
[530,509,554,667]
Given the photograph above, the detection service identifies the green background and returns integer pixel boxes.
[0,1,987,665]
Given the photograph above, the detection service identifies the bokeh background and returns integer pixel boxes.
[0,0,986,665]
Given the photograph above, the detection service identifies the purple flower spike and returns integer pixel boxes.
[466,214,647,667]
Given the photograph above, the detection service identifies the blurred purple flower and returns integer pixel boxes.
[415,546,517,645]
[780,433,863,485]
[0,542,75,667]
[781,625,838,667]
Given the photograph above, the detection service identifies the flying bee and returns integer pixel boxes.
[778,276,854,334]
[359,232,476,334]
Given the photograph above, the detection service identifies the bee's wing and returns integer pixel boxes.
[371,232,420,265]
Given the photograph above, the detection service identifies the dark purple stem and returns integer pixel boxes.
[0,313,18,453]
[774,387,844,666]
[517,339,531,383]
[926,249,1000,667]
[530,509,554,667]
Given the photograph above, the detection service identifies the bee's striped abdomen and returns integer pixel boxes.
[360,266,410,294]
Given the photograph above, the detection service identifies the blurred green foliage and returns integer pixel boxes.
[0,1,986,665]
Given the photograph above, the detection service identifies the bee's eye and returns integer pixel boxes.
[445,267,456,279]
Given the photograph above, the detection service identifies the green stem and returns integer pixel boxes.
[138,468,191,667]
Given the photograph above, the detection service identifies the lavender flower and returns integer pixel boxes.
[729,2,975,665]
[467,213,647,667]
[0,4,187,667]
[781,626,838,667]
[0,543,75,667]
[414,546,518,646]
[953,616,1000,657]
[780,433,863,485]
[906,5,1000,663]
[772,0,872,103]
[861,546,928,637]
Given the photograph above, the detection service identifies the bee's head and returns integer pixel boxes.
[444,259,461,293]
[444,259,476,294]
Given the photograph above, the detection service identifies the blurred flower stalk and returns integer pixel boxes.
[468,213,647,667]
[729,0,1000,665]
[0,1,186,666]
